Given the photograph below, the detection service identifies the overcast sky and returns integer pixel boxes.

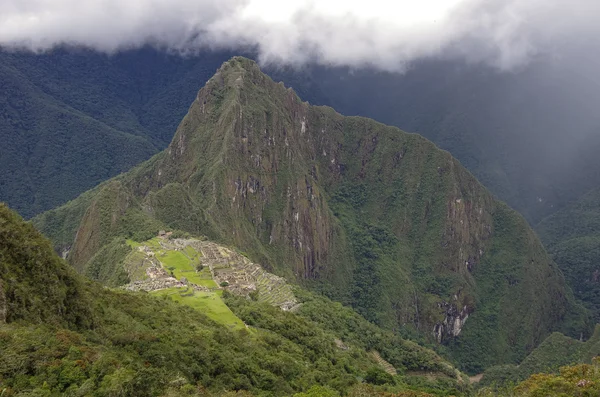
[1,0,598,71]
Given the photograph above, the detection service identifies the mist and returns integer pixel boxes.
[1,0,599,71]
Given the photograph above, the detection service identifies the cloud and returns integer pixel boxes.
[0,0,598,71]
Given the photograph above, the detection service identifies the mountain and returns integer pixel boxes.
[34,57,589,374]
[0,202,470,396]
[6,47,600,229]
[536,188,600,321]
[0,53,157,218]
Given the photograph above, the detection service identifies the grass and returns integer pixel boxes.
[126,239,142,249]
[156,245,217,288]
[160,250,190,272]
[145,237,163,250]
[152,287,245,330]
[183,245,199,260]
[194,267,218,288]
[137,238,234,325]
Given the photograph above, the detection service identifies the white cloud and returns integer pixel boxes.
[0,0,597,71]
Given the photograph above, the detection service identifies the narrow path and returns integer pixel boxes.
[469,373,483,383]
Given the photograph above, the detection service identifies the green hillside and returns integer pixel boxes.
[0,49,232,218]
[304,61,600,225]
[0,203,470,396]
[0,49,333,219]
[0,59,158,218]
[34,57,589,374]
[479,325,600,390]
[5,48,599,229]
[478,360,600,396]
[536,188,600,321]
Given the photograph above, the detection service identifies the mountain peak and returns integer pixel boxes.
[218,56,260,74]
[205,56,267,92]
[200,56,296,104]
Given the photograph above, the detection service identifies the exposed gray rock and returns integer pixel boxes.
[433,302,471,343]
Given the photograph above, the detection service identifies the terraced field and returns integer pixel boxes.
[193,240,297,310]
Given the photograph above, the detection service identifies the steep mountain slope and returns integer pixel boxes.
[0,203,467,396]
[0,59,158,218]
[0,48,335,219]
[479,325,600,389]
[35,57,589,373]
[536,188,600,320]
[303,59,600,224]
[0,204,91,327]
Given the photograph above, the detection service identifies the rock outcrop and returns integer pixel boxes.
[433,302,471,343]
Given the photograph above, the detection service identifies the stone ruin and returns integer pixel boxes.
[188,240,297,310]
[121,237,297,310]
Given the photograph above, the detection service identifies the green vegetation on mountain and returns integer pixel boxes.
[0,203,469,396]
[304,61,600,225]
[154,288,245,330]
[0,205,91,327]
[0,54,157,218]
[478,325,600,391]
[0,48,236,218]
[0,48,334,220]
[536,188,600,321]
[33,57,589,374]
[478,359,600,397]
[5,46,600,234]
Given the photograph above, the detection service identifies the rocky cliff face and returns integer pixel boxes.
[34,57,588,371]
[433,301,471,343]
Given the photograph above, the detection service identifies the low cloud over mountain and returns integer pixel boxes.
[2,0,598,71]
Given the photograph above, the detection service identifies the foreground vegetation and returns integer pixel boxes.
[478,359,600,397]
